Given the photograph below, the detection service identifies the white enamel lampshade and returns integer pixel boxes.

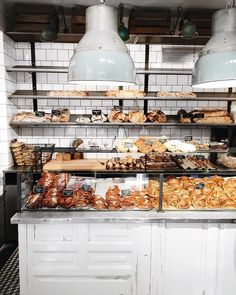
[193,8,236,89]
[68,4,136,86]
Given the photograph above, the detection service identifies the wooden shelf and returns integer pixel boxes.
[8,90,236,101]
[6,31,209,45]
[10,115,236,128]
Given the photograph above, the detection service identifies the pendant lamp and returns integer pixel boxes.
[68,1,136,85]
[193,7,236,88]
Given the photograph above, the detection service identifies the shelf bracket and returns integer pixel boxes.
[144,44,149,114]
[30,42,38,112]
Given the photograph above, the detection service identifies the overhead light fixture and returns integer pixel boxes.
[68,0,136,86]
[193,2,236,88]
[118,4,129,42]
[41,14,59,42]
[172,7,198,39]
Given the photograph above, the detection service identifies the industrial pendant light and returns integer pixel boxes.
[68,0,136,85]
[193,1,236,89]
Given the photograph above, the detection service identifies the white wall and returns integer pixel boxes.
[8,42,229,153]
[0,39,231,190]
[0,34,17,193]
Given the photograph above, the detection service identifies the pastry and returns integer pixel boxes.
[193,116,233,124]
[11,111,52,123]
[72,138,83,149]
[146,110,166,123]
[218,154,236,169]
[156,91,196,98]
[91,113,107,123]
[164,140,196,153]
[55,153,72,161]
[47,90,88,97]
[91,196,107,210]
[76,116,91,124]
[27,192,43,209]
[115,139,138,153]
[152,140,166,153]
[108,110,128,123]
[105,90,145,98]
[42,188,61,208]
[128,110,146,124]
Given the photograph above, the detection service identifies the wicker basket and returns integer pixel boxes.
[10,140,54,167]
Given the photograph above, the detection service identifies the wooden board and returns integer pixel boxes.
[43,159,106,172]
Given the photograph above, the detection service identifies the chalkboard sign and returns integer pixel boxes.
[33,186,45,194]
[81,184,91,191]
[63,189,73,197]
[35,111,45,117]
[195,182,205,189]
[184,136,193,142]
[92,110,102,115]
[121,189,131,196]
[196,155,205,160]
[113,105,122,111]
[52,110,61,116]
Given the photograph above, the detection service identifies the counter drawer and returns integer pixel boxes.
[29,276,132,295]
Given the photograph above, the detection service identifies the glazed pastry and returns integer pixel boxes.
[146,110,166,123]
[42,188,61,208]
[37,172,55,189]
[52,173,69,192]
[27,192,43,209]
[128,110,146,124]
[105,90,145,98]
[91,196,107,210]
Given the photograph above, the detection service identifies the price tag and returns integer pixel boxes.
[196,155,205,160]
[195,182,205,189]
[114,157,120,161]
[90,145,100,150]
[144,140,154,145]
[121,189,131,196]
[113,105,122,111]
[175,155,185,160]
[33,186,45,194]
[192,113,204,119]
[92,110,102,115]
[124,142,133,148]
[184,136,193,142]
[81,184,91,191]
[52,110,61,116]
[63,189,73,197]
[35,111,45,117]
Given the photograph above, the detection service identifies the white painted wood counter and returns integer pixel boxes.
[12,212,236,295]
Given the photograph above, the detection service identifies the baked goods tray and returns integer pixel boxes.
[9,115,236,127]
[21,204,154,212]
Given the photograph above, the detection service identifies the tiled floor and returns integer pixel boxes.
[0,247,19,295]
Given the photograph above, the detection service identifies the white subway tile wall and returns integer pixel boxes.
[0,38,231,185]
